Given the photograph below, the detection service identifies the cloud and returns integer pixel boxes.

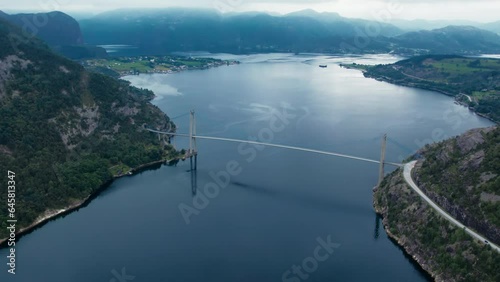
[2,0,499,22]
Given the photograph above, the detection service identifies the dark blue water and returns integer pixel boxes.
[1,54,493,282]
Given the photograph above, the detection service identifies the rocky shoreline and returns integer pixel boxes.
[373,180,438,281]
[361,73,498,124]
[374,156,500,281]
[0,157,175,247]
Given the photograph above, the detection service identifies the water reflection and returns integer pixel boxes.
[190,156,198,196]
[190,167,198,196]
[374,214,381,239]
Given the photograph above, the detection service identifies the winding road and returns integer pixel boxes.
[403,161,500,253]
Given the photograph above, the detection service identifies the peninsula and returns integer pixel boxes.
[81,55,239,78]
[341,55,500,123]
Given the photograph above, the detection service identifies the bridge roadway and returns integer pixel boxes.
[146,129,403,167]
[149,128,500,252]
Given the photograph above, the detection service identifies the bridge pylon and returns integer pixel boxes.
[377,134,387,187]
[189,110,197,170]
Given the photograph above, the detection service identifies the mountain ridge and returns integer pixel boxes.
[79,8,500,55]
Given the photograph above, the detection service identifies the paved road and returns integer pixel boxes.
[403,161,500,253]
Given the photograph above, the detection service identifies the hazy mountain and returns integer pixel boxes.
[389,19,480,31]
[78,8,500,55]
[2,11,84,46]
[284,9,402,37]
[0,10,107,59]
[79,8,400,55]
[482,21,500,35]
[285,9,343,21]
[392,26,500,54]
[390,18,500,35]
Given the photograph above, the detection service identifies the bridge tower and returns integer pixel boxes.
[189,110,197,170]
[377,134,387,187]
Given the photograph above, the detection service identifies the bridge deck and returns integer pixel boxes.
[147,129,403,167]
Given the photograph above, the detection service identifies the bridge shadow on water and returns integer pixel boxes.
[185,173,375,217]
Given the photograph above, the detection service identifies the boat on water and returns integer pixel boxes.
[319,65,327,68]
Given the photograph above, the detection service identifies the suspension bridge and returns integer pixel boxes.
[146,111,403,187]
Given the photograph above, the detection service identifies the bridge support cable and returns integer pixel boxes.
[146,129,402,168]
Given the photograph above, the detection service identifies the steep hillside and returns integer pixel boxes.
[0,10,107,59]
[0,18,177,240]
[415,127,500,244]
[374,127,500,281]
[1,11,83,46]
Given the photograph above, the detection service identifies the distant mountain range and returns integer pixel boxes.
[388,18,500,35]
[78,8,500,55]
[77,8,403,55]
[391,26,500,54]
[2,8,500,57]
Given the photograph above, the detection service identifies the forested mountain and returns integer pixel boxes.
[392,26,500,54]
[375,126,500,281]
[389,18,500,34]
[0,18,176,240]
[0,11,84,46]
[0,10,107,59]
[79,8,400,55]
[78,8,500,55]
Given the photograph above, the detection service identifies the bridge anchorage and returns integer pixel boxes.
[147,111,401,188]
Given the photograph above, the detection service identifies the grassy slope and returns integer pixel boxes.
[362,55,500,122]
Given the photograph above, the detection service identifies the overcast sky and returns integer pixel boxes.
[2,0,499,23]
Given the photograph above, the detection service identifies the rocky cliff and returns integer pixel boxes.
[374,126,500,281]
[1,11,83,46]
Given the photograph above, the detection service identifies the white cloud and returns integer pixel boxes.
[1,0,499,22]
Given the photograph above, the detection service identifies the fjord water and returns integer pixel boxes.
[1,54,494,282]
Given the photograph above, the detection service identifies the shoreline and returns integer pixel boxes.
[0,157,175,247]
[373,193,436,281]
[116,61,240,78]
[340,63,498,124]
[362,74,498,124]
